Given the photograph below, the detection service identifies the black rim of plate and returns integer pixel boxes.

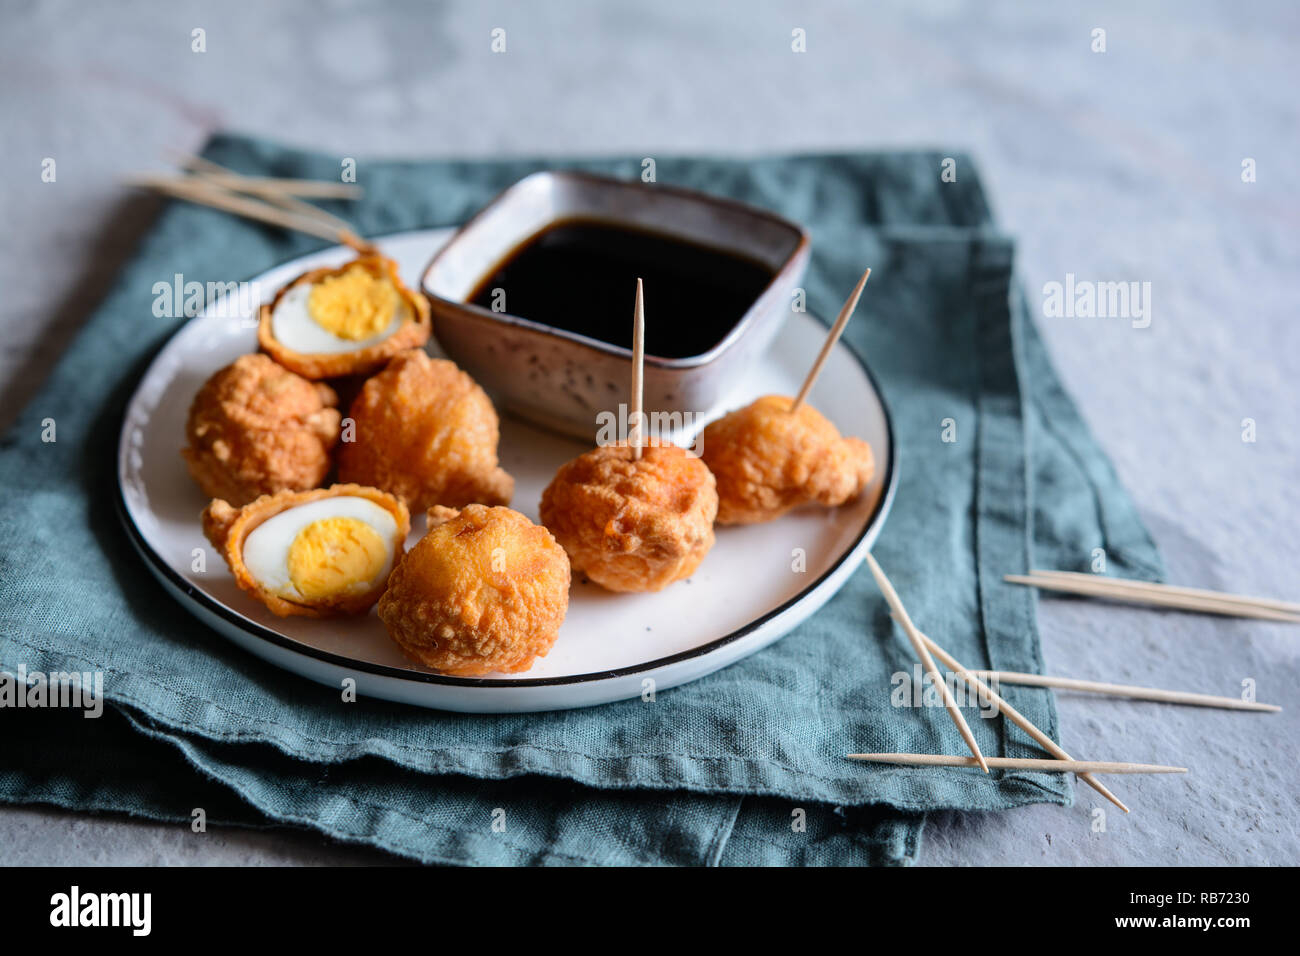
[114,235,898,691]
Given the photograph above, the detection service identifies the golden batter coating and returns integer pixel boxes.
[202,484,410,619]
[257,254,432,380]
[700,394,873,525]
[377,504,570,676]
[539,442,717,593]
[182,353,341,507]
[337,349,514,511]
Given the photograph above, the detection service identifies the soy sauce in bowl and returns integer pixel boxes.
[467,218,775,360]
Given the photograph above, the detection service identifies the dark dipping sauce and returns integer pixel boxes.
[467,218,775,359]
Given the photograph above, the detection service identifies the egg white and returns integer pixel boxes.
[270,281,409,354]
[241,496,400,600]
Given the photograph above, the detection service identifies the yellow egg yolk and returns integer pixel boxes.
[306,266,400,341]
[287,516,388,601]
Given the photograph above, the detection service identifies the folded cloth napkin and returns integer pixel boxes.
[0,135,1162,866]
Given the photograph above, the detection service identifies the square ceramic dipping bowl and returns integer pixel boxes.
[421,170,810,441]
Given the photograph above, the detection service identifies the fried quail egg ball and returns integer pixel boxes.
[700,394,874,525]
[539,441,718,593]
[258,255,432,380]
[338,349,514,511]
[202,484,410,618]
[377,504,570,676]
[182,353,341,507]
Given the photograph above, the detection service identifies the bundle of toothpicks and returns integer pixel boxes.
[124,152,371,250]
[800,272,1285,814]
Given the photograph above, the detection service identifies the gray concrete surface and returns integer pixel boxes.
[1,0,1296,866]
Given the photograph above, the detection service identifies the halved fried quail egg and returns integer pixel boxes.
[257,255,431,379]
[202,484,411,618]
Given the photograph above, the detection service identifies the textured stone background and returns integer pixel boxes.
[1,0,1296,865]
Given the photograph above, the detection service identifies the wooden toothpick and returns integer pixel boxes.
[790,267,871,413]
[912,624,1130,813]
[847,753,1187,775]
[630,277,646,460]
[970,669,1281,713]
[864,552,989,772]
[1006,571,1300,623]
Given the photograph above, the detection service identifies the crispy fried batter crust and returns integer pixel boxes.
[377,504,570,676]
[700,394,874,525]
[201,483,411,619]
[182,353,341,507]
[539,442,717,593]
[257,254,432,380]
[337,349,514,511]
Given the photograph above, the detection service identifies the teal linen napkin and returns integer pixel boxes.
[0,135,1161,866]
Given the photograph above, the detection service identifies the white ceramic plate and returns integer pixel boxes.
[117,229,897,712]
